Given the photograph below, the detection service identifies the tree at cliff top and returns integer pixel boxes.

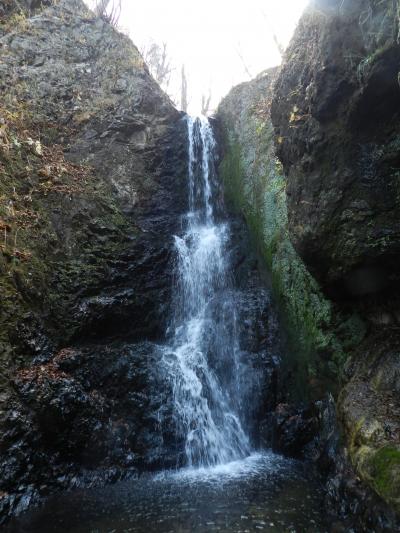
[181,65,188,113]
[142,41,174,91]
[94,0,121,26]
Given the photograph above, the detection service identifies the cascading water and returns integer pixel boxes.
[161,116,251,467]
[6,116,330,533]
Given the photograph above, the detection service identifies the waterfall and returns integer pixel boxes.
[161,116,251,468]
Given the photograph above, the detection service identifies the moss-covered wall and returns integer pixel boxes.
[218,71,365,399]
[218,61,400,516]
[0,0,185,381]
[0,99,136,382]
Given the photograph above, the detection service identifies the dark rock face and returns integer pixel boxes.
[217,69,350,393]
[270,0,400,521]
[261,403,319,458]
[260,394,400,530]
[325,449,400,532]
[259,395,338,464]
[0,1,282,523]
[0,0,188,522]
[0,342,183,519]
[228,219,283,441]
[218,1,400,526]
[14,343,179,470]
[0,0,188,343]
[0,0,189,346]
[338,330,400,515]
[271,0,400,297]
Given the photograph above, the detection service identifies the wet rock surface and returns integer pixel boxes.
[260,395,400,530]
[2,0,400,528]
[325,449,400,532]
[0,341,182,520]
[271,0,400,297]
[338,329,400,516]
[0,1,284,523]
[217,69,348,394]
[269,0,400,522]
[0,0,188,522]
[261,403,319,458]
[228,219,283,440]
[218,0,400,527]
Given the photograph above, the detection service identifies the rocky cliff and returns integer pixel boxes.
[218,0,400,527]
[272,0,400,298]
[217,70,354,397]
[0,0,188,520]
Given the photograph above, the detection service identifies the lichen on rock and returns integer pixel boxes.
[217,70,361,398]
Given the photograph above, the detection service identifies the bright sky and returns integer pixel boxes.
[85,0,309,114]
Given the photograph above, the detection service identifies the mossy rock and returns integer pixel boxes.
[370,446,400,507]
[217,70,361,399]
[353,445,400,512]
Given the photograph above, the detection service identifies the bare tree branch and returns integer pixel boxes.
[94,0,121,28]
[235,44,253,79]
[142,42,173,89]
[181,65,188,113]
[260,9,285,59]
[201,91,212,116]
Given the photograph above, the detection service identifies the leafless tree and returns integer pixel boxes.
[201,91,212,116]
[260,9,285,59]
[94,0,121,27]
[235,44,253,79]
[142,42,173,89]
[181,65,188,113]
[272,33,284,58]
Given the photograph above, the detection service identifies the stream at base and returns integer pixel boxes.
[5,452,328,533]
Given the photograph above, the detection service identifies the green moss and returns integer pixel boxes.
[369,446,400,508]
[0,110,136,369]
[219,96,354,398]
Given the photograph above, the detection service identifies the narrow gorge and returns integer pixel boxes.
[1,0,400,531]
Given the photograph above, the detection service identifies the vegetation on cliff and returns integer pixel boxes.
[1,0,400,527]
[218,0,400,520]
[218,71,364,398]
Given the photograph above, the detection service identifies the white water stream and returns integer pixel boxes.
[4,116,330,533]
[161,116,250,467]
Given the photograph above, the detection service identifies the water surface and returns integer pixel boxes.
[6,453,328,533]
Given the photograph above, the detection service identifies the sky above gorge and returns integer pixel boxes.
[85,0,309,114]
